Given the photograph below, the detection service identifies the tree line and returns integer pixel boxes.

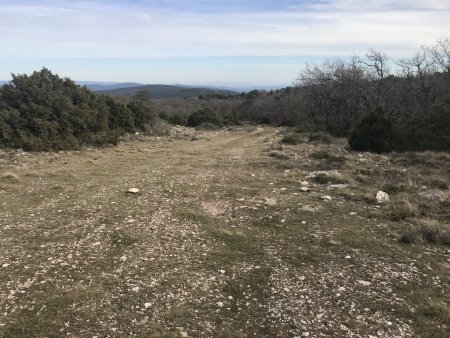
[231,38,450,151]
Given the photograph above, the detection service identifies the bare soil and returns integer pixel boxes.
[0,126,449,337]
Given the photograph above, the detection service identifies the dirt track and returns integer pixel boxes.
[0,126,449,337]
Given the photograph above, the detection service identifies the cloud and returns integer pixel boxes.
[0,1,449,83]
[309,0,450,11]
[1,3,447,59]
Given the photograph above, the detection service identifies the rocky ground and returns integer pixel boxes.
[0,126,449,337]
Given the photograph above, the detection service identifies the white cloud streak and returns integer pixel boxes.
[0,1,449,83]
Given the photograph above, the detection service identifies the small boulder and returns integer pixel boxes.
[376,191,389,203]
[321,195,332,201]
[127,188,140,194]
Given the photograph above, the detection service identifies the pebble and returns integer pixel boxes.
[358,280,372,287]
[127,188,140,194]
[144,303,152,308]
[217,302,224,308]
[321,195,332,201]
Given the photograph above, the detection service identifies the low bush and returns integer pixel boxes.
[281,133,305,145]
[348,107,399,153]
[399,223,450,246]
[388,200,419,221]
[169,113,188,126]
[308,131,332,144]
[186,108,223,127]
[349,104,450,153]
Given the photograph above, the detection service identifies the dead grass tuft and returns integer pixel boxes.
[1,171,19,182]
[387,199,419,221]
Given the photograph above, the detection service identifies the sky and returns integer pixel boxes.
[0,0,449,88]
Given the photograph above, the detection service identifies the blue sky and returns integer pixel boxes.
[1,0,449,88]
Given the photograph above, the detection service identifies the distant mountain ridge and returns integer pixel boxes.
[78,82,145,91]
[98,84,237,99]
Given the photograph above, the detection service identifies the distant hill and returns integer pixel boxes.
[99,84,237,99]
[77,82,145,91]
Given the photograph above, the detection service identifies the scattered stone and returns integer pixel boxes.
[132,286,140,292]
[376,191,389,203]
[300,187,311,192]
[2,263,10,268]
[320,195,332,201]
[144,303,152,309]
[120,255,127,262]
[307,170,342,179]
[217,302,224,308]
[328,184,347,189]
[219,270,226,274]
[302,205,319,212]
[300,181,309,186]
[127,188,140,194]
[265,198,277,206]
[345,255,351,259]
[328,240,342,246]
[358,280,371,287]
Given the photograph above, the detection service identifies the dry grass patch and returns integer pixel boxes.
[387,198,420,221]
[0,171,19,182]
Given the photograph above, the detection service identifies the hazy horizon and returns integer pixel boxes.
[1,0,449,86]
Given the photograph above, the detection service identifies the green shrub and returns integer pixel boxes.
[186,108,223,127]
[348,107,400,153]
[169,113,188,126]
[222,112,241,126]
[0,68,154,151]
[403,104,450,151]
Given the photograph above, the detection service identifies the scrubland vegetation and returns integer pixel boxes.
[1,39,449,152]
